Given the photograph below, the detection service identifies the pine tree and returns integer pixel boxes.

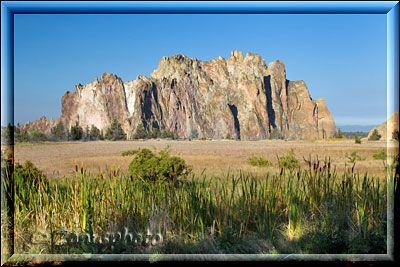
[70,122,83,140]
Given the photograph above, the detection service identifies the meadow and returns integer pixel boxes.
[1,139,398,262]
[12,139,397,178]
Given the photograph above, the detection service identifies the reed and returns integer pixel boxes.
[3,157,391,255]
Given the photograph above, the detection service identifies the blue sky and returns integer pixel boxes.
[12,14,389,127]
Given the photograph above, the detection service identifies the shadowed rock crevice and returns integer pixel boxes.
[264,75,276,131]
[228,104,240,140]
[142,89,154,129]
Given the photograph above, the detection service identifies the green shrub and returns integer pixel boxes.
[278,149,299,170]
[150,128,161,139]
[132,124,148,139]
[248,156,272,167]
[132,124,177,140]
[372,149,398,174]
[368,129,381,141]
[15,123,29,142]
[51,121,66,141]
[105,119,125,140]
[128,146,192,182]
[15,160,48,189]
[160,129,176,139]
[121,149,139,157]
[392,129,399,141]
[355,137,362,144]
[373,150,387,161]
[270,128,284,140]
[346,152,365,164]
[70,123,83,140]
[27,127,48,142]
[89,125,101,140]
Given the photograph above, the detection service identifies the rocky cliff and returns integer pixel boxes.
[22,51,336,140]
[367,111,399,140]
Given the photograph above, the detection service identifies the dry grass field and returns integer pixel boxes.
[12,139,398,178]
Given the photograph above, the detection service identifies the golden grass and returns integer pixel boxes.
[12,139,398,178]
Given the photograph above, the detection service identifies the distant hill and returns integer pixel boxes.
[336,125,377,133]
[366,112,399,140]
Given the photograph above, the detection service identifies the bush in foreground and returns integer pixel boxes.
[278,149,300,171]
[248,156,272,167]
[128,146,192,182]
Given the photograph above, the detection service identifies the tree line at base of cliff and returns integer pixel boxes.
[2,121,399,144]
[1,119,181,143]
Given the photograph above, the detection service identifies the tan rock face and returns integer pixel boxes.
[19,116,56,135]
[22,51,336,140]
[367,112,399,140]
[58,72,131,132]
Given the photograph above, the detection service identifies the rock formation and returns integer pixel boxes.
[367,111,399,140]
[19,116,55,135]
[22,51,337,140]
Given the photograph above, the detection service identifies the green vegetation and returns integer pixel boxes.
[14,160,49,195]
[346,151,364,163]
[392,129,399,141]
[344,151,366,173]
[2,154,391,256]
[342,131,368,139]
[334,129,344,138]
[121,149,140,157]
[105,119,126,140]
[1,123,16,144]
[269,128,284,140]
[351,133,362,144]
[248,156,272,167]
[132,124,147,139]
[70,123,83,140]
[355,136,362,144]
[373,149,387,161]
[128,146,192,182]
[27,128,49,142]
[278,149,300,171]
[332,129,368,141]
[368,129,381,141]
[159,129,176,139]
[132,123,177,140]
[51,122,66,141]
[89,125,101,141]
[6,124,50,143]
[373,149,399,176]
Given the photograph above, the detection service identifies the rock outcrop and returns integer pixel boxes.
[19,116,56,135]
[367,111,399,140]
[22,51,336,140]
